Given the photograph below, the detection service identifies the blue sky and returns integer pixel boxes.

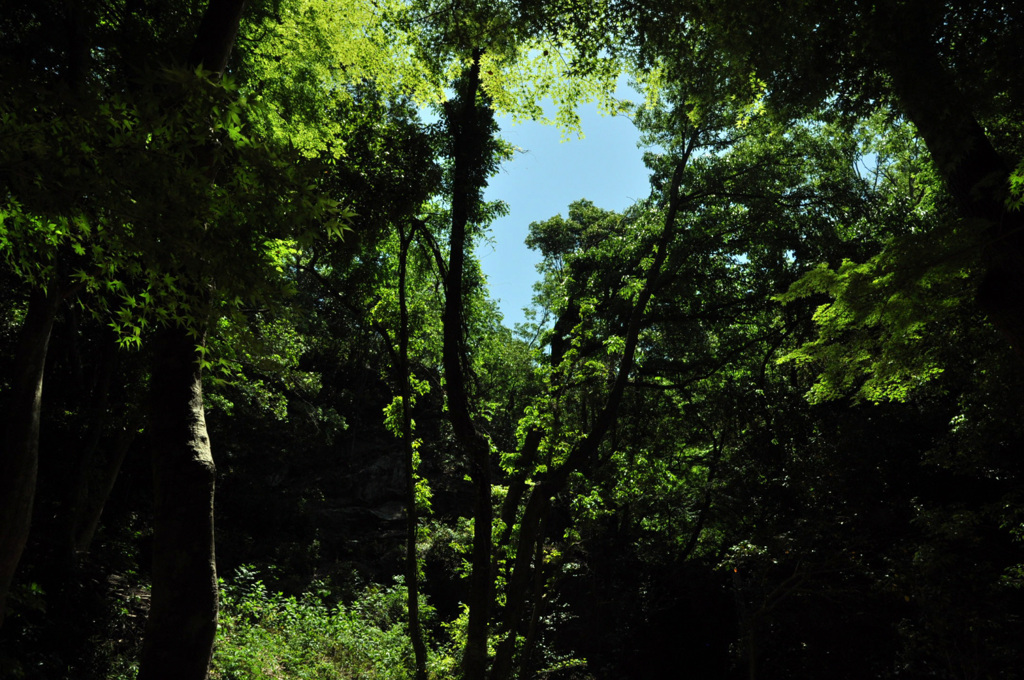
[479,102,652,328]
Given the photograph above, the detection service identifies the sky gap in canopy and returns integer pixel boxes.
[481,91,651,329]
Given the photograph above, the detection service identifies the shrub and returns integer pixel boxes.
[212,567,416,680]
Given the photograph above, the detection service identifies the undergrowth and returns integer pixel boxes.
[212,566,423,680]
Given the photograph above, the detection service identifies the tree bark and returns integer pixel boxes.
[488,491,550,680]
[0,285,61,627]
[494,428,542,553]
[137,324,218,680]
[513,510,550,680]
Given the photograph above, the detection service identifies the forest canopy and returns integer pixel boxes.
[1,1,1023,679]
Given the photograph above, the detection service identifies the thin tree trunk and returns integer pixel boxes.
[138,324,218,680]
[514,509,550,680]
[399,225,429,680]
[489,492,549,680]
[64,413,140,562]
[0,285,61,627]
[57,336,122,566]
[442,50,495,680]
[488,151,695,680]
[493,429,542,554]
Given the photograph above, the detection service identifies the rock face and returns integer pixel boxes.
[203,352,472,606]
[211,363,432,592]
[343,437,406,507]
[315,436,410,556]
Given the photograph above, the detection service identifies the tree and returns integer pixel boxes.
[542,39,1024,677]
[137,4,250,678]
[0,0,195,625]
[0,286,60,626]
[376,2,640,674]
[606,0,1024,357]
[0,0,104,622]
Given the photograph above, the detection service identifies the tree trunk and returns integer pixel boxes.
[63,415,140,563]
[56,336,141,567]
[136,2,247,675]
[0,285,61,627]
[398,225,429,680]
[443,50,495,680]
[514,512,550,680]
[187,0,248,74]
[488,154,693,680]
[876,5,1024,355]
[137,324,218,680]
[489,491,550,680]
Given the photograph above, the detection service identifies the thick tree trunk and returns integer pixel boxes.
[0,285,61,627]
[877,7,1024,355]
[187,0,248,74]
[135,2,247,675]
[137,324,218,680]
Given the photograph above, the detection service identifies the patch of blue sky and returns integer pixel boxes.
[480,88,652,329]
